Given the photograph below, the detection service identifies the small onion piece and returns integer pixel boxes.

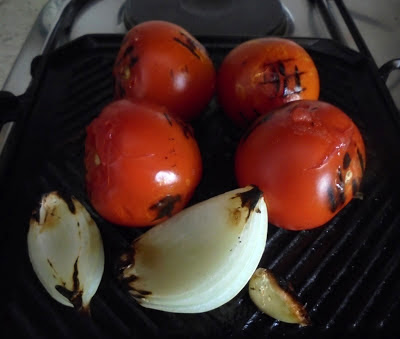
[249,268,311,326]
[27,192,104,313]
[118,186,268,313]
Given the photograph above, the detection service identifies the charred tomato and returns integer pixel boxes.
[113,20,216,122]
[85,99,202,227]
[217,38,320,128]
[235,100,366,230]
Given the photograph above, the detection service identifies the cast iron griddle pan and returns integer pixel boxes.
[1,34,400,338]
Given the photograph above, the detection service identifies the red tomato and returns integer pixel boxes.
[217,38,320,128]
[235,100,366,230]
[85,99,202,227]
[113,20,216,121]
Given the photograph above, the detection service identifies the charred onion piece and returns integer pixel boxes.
[118,186,268,313]
[27,192,104,313]
[249,268,311,326]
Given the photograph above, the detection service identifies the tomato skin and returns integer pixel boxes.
[85,99,202,227]
[113,20,216,121]
[235,100,366,230]
[217,38,320,128]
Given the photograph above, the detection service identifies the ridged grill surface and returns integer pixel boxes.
[1,35,400,338]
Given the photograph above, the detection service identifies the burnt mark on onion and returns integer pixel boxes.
[120,272,152,299]
[173,32,200,60]
[72,257,80,291]
[130,289,152,300]
[118,245,136,274]
[357,148,365,173]
[150,195,182,221]
[343,152,351,169]
[232,186,263,222]
[47,259,58,279]
[55,257,83,311]
[55,191,76,214]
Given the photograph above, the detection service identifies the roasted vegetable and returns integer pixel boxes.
[249,268,310,326]
[113,20,216,121]
[235,100,366,230]
[85,99,202,227]
[118,186,268,313]
[217,37,320,128]
[27,192,104,313]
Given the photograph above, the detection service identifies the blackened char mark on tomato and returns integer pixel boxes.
[177,120,194,139]
[343,152,351,169]
[55,257,84,312]
[327,186,338,213]
[173,32,201,60]
[164,113,173,126]
[150,195,182,221]
[258,59,306,98]
[294,66,305,93]
[327,166,346,213]
[232,186,263,222]
[283,66,306,98]
[337,167,346,205]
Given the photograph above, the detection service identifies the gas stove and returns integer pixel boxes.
[1,1,400,338]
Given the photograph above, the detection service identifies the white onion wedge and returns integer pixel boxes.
[118,185,268,313]
[27,192,104,313]
[249,268,311,326]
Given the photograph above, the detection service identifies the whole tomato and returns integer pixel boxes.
[235,100,366,230]
[217,38,320,128]
[85,99,202,227]
[113,20,216,121]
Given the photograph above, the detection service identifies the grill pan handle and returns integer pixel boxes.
[379,59,400,83]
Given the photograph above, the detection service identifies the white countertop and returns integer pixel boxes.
[0,0,48,88]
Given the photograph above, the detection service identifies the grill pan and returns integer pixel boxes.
[1,34,400,338]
